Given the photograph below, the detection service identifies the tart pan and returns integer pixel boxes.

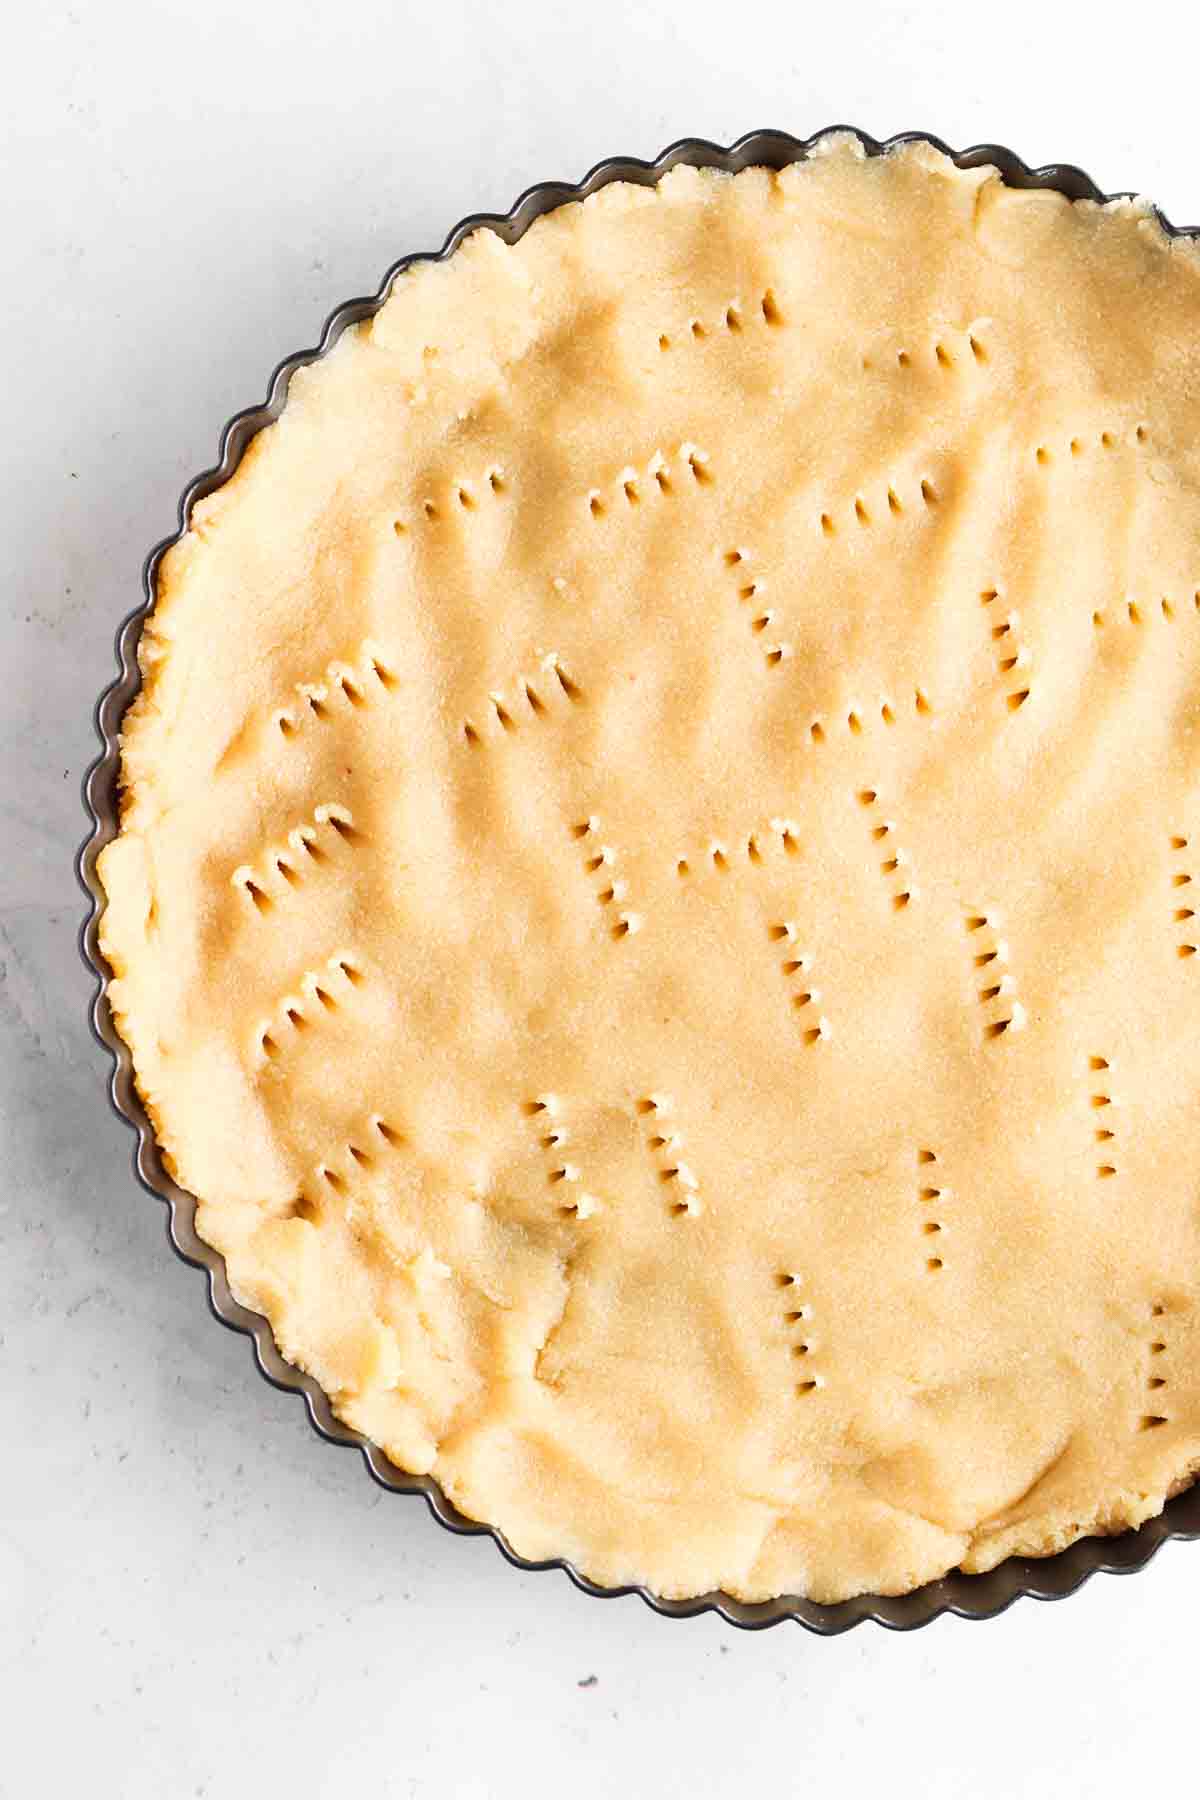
[77,125,1200,1633]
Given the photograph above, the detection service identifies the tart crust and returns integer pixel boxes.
[100,137,1200,1603]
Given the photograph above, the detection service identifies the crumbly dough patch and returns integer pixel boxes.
[99,138,1200,1603]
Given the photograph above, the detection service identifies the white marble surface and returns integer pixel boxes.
[4,3,1199,1793]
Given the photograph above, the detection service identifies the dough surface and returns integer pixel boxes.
[99,138,1200,1602]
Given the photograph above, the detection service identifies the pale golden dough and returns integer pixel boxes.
[99,137,1200,1603]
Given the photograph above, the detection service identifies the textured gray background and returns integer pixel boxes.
[4,2,1198,1794]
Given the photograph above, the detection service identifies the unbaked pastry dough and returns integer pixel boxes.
[99,137,1200,1603]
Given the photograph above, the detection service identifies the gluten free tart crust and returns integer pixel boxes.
[98,135,1200,1605]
